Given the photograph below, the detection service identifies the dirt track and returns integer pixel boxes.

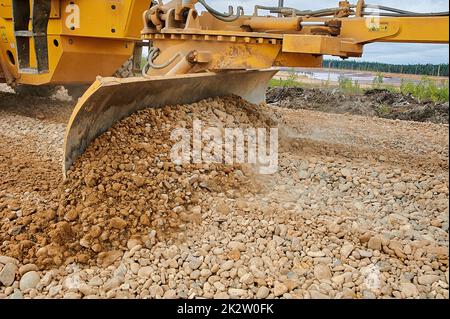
[0,87,448,299]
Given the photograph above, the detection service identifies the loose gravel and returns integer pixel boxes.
[0,87,448,299]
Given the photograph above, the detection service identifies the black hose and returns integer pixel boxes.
[363,11,449,17]
[198,0,244,22]
[199,1,449,21]
[365,4,449,17]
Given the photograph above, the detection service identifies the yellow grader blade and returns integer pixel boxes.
[63,69,277,175]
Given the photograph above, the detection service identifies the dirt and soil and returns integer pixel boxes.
[267,87,449,124]
[0,84,448,299]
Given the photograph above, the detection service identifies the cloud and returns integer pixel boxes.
[200,1,449,64]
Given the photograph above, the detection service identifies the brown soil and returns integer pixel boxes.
[0,95,273,268]
[267,87,449,124]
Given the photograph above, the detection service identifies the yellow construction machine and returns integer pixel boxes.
[0,0,448,175]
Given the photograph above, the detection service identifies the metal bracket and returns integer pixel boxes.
[12,0,51,74]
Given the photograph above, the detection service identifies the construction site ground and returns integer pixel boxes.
[0,84,448,299]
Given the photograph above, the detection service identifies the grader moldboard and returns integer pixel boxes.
[0,0,448,176]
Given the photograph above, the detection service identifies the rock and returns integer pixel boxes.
[307,250,325,258]
[314,264,332,281]
[127,238,141,249]
[64,209,79,222]
[328,223,341,234]
[291,237,302,251]
[256,286,270,299]
[200,269,212,278]
[114,263,127,278]
[48,285,62,297]
[63,274,81,291]
[393,182,407,193]
[227,241,246,251]
[0,263,17,287]
[99,250,122,267]
[228,249,241,261]
[9,289,23,299]
[367,236,382,251]
[389,241,406,258]
[341,168,352,178]
[190,270,200,280]
[418,275,440,285]
[298,170,309,179]
[18,264,38,276]
[63,292,82,299]
[400,272,415,283]
[19,271,40,290]
[309,290,330,299]
[220,260,234,271]
[362,290,376,299]
[353,201,364,210]
[239,273,254,285]
[104,277,123,291]
[250,266,266,279]
[273,282,288,297]
[163,289,177,299]
[110,217,127,229]
[340,244,354,259]
[214,281,225,291]
[228,288,246,298]
[388,214,408,225]
[401,283,419,298]
[138,266,153,278]
[88,276,103,286]
[215,202,230,215]
[0,256,19,265]
[40,271,54,286]
[149,285,164,298]
[332,273,346,285]
[214,292,230,299]
[187,256,203,270]
[358,250,373,258]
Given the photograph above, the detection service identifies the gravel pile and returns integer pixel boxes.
[1,96,274,269]
[0,89,448,299]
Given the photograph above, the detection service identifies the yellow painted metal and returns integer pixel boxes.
[58,0,148,40]
[21,37,134,85]
[0,0,150,85]
[0,0,60,19]
[142,11,449,70]
[0,1,12,19]
[242,17,302,33]
[282,34,363,57]
[63,69,277,175]
[147,38,281,75]
[273,52,323,68]
[339,16,449,44]
[2,2,448,85]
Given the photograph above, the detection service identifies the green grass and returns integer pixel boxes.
[377,104,391,116]
[338,76,362,94]
[269,70,304,88]
[372,73,384,88]
[400,77,449,103]
[269,78,303,88]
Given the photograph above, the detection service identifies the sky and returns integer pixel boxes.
[204,0,449,64]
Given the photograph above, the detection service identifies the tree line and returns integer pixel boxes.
[323,60,449,77]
